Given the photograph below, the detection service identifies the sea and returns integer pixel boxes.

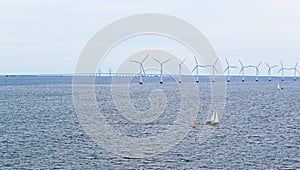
[0,76,299,169]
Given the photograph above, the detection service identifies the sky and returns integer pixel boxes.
[0,0,299,76]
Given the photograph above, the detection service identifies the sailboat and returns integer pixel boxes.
[277,83,283,90]
[205,111,219,125]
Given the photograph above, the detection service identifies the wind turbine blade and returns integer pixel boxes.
[238,60,243,67]
[194,56,198,65]
[141,54,150,63]
[278,68,282,73]
[295,61,298,68]
[267,68,271,75]
[280,61,283,68]
[162,58,171,64]
[224,67,229,73]
[130,60,139,64]
[271,65,278,68]
[153,58,161,64]
[230,66,238,68]
[239,68,243,74]
[214,67,218,73]
[214,58,218,66]
[265,62,270,68]
[180,57,187,65]
[257,61,262,68]
[141,64,146,75]
[192,66,198,72]
[225,58,229,66]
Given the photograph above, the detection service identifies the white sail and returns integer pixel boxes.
[277,83,283,90]
[210,112,215,122]
[214,112,219,123]
[206,110,219,125]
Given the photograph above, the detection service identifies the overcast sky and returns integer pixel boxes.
[0,0,299,75]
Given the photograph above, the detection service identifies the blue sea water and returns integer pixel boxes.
[0,76,299,169]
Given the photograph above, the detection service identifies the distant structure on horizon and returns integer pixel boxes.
[3,57,298,83]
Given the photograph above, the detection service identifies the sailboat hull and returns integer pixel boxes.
[205,121,218,125]
[205,120,211,125]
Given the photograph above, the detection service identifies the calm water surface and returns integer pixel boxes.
[0,76,299,169]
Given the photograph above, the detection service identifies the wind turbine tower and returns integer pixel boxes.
[178,57,187,83]
[239,60,248,82]
[130,54,149,84]
[224,58,237,82]
[153,57,171,84]
[278,61,288,81]
[206,59,219,82]
[192,56,206,83]
[265,62,277,81]
[290,61,299,81]
[248,61,262,81]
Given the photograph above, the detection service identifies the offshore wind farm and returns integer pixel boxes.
[5,57,297,83]
[1,38,300,170]
[2,58,298,84]
[1,1,300,169]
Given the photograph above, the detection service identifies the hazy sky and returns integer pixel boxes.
[0,0,299,75]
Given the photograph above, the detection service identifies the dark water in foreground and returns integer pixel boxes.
[0,76,299,169]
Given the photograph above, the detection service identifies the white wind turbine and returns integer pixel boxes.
[239,60,249,82]
[130,54,149,84]
[153,57,171,84]
[290,61,299,81]
[248,61,262,81]
[278,61,288,81]
[224,58,237,82]
[178,57,187,83]
[192,56,206,83]
[206,58,219,82]
[265,62,277,81]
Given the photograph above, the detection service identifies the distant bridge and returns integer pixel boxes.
[35,73,172,77]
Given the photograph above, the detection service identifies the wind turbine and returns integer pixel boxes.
[265,62,277,81]
[192,56,205,83]
[248,61,262,81]
[290,62,299,81]
[153,57,171,84]
[206,58,219,82]
[178,57,187,83]
[239,60,248,82]
[278,61,288,81]
[224,58,237,82]
[130,54,149,84]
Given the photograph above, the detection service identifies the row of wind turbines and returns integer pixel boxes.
[130,54,299,84]
[230,60,299,82]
